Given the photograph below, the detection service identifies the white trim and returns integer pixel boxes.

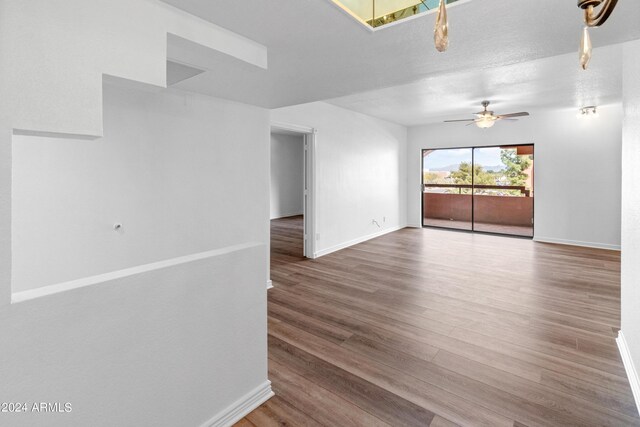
[11,242,262,304]
[200,380,274,427]
[533,236,620,251]
[267,280,274,290]
[304,132,318,259]
[314,225,405,258]
[617,331,640,416]
[269,122,317,260]
[271,121,315,135]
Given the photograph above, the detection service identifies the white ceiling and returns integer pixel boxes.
[327,44,623,126]
[160,0,640,109]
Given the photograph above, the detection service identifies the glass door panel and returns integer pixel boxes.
[422,148,473,231]
[472,145,534,237]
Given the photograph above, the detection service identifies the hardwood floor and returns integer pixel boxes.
[237,215,640,426]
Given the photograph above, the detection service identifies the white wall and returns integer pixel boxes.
[0,1,272,424]
[13,85,269,293]
[621,39,640,406]
[0,0,266,139]
[271,102,407,256]
[270,133,304,219]
[3,83,271,426]
[0,0,268,293]
[407,105,623,249]
[0,0,268,309]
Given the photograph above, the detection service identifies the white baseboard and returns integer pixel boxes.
[617,331,640,416]
[267,280,274,290]
[314,225,405,258]
[200,380,274,427]
[533,236,620,251]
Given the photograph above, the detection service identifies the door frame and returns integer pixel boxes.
[421,143,535,238]
[270,121,317,259]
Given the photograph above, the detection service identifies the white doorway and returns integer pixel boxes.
[268,123,316,287]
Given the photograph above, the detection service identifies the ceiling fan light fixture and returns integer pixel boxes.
[444,101,529,128]
[475,117,497,129]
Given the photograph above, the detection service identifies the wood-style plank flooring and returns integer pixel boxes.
[237,215,640,426]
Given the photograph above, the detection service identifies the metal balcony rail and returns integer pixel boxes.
[423,183,531,197]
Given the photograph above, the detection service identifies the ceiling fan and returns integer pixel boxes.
[444,101,530,129]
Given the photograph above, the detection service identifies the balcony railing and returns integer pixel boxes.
[423,183,531,197]
[423,185,534,231]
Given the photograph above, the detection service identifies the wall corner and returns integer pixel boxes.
[0,127,11,306]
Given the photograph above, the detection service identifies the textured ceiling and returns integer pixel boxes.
[159,0,640,109]
[327,44,623,126]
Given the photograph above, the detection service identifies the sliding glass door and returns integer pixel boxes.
[473,146,534,236]
[422,148,473,231]
[422,145,534,237]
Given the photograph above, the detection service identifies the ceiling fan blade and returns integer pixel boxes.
[465,122,477,126]
[499,118,519,121]
[497,112,530,118]
[444,119,476,122]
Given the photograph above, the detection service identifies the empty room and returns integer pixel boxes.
[1,1,640,426]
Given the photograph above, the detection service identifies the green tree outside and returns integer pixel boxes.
[500,150,532,187]
[451,162,497,186]
[424,149,532,196]
[448,150,532,196]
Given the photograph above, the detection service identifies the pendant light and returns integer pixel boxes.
[579,26,592,70]
[434,0,449,53]
[577,0,618,70]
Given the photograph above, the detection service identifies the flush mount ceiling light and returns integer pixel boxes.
[578,0,619,70]
[578,106,599,118]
